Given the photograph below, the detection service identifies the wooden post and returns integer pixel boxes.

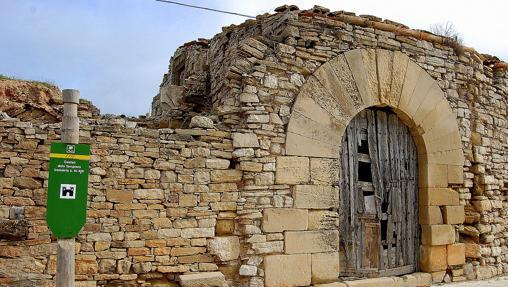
[56,89,80,287]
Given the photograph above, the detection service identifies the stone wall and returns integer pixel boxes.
[1,4,508,287]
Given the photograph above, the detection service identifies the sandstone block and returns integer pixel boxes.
[294,185,339,209]
[239,265,257,276]
[315,283,347,287]
[447,243,465,266]
[216,220,235,235]
[275,156,310,184]
[181,228,214,239]
[178,194,197,207]
[419,206,443,224]
[232,133,259,148]
[343,277,395,287]
[310,158,339,185]
[442,205,465,224]
[255,172,274,185]
[210,170,243,183]
[312,252,340,284]
[106,190,133,203]
[206,158,231,169]
[207,236,240,261]
[413,272,432,286]
[264,254,311,287]
[190,116,214,129]
[285,230,339,254]
[308,210,339,230]
[420,245,447,272]
[464,243,480,258]
[420,188,459,206]
[179,272,226,287]
[13,177,41,189]
[421,225,455,245]
[472,200,492,212]
[262,208,308,232]
[133,189,164,199]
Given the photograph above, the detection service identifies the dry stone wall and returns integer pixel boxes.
[1,4,508,287]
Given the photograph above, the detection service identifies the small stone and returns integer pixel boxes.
[207,236,240,261]
[232,133,259,148]
[179,272,226,287]
[239,265,257,276]
[190,116,214,129]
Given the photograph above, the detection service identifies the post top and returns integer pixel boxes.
[62,89,80,104]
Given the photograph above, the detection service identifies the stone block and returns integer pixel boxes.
[419,188,459,206]
[210,170,243,183]
[419,206,443,225]
[430,271,446,283]
[285,230,339,254]
[308,210,339,230]
[419,164,448,188]
[179,272,226,287]
[421,225,455,246]
[232,133,259,148]
[447,243,465,266]
[262,208,308,233]
[343,277,395,287]
[311,252,340,284]
[420,245,447,272]
[464,243,480,258]
[472,200,492,212]
[207,236,240,261]
[264,254,311,287]
[294,185,339,209]
[275,156,310,184]
[310,158,340,185]
[106,190,133,203]
[442,205,465,224]
[412,272,432,286]
[315,283,347,287]
[447,165,464,184]
[216,220,235,235]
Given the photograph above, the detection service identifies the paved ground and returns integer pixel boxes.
[433,277,508,287]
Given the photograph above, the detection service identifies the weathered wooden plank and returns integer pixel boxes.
[347,118,359,270]
[340,132,351,268]
[362,221,380,269]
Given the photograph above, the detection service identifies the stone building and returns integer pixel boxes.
[1,4,508,287]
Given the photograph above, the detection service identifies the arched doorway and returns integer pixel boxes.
[339,107,419,277]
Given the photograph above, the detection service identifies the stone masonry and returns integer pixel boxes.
[1,4,508,287]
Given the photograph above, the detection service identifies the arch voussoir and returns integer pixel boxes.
[283,48,465,278]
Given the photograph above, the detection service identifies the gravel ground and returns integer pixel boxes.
[433,277,508,287]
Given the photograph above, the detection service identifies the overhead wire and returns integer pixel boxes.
[154,0,256,19]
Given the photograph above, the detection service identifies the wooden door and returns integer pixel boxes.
[339,108,419,278]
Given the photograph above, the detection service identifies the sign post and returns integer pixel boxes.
[46,89,90,287]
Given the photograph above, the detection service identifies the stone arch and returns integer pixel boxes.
[283,48,465,275]
[286,48,464,187]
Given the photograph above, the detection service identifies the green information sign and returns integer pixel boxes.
[46,142,90,238]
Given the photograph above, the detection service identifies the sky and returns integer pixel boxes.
[1,0,507,116]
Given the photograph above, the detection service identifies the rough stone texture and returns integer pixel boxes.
[447,243,466,266]
[179,272,226,287]
[262,208,308,233]
[3,4,508,286]
[275,156,310,184]
[190,115,214,129]
[264,254,311,287]
[312,252,340,284]
[421,245,447,272]
[442,205,465,224]
[285,230,339,254]
[293,185,339,209]
[421,224,456,245]
[207,236,240,261]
